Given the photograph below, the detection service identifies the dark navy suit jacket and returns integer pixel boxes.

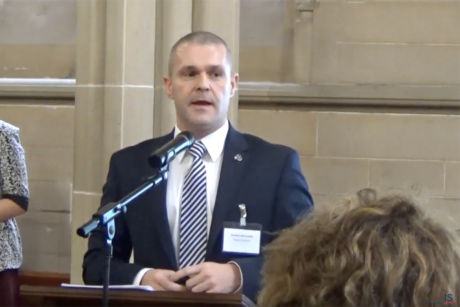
[82,124,314,303]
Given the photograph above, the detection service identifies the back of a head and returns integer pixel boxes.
[258,189,460,307]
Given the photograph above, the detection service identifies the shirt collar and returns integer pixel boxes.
[174,120,229,163]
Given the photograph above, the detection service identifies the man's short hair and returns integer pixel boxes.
[168,31,233,76]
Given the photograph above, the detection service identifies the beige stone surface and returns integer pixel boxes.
[336,44,460,85]
[72,87,105,192]
[122,87,155,147]
[21,254,70,274]
[0,0,76,44]
[17,211,71,256]
[369,160,445,197]
[420,197,460,233]
[153,0,193,137]
[337,2,460,44]
[300,157,370,194]
[310,2,339,84]
[101,86,124,157]
[103,0,125,86]
[239,0,460,86]
[0,0,76,78]
[239,47,292,83]
[317,113,460,161]
[123,0,156,86]
[70,0,107,283]
[239,0,295,83]
[28,181,73,212]
[445,162,460,198]
[240,109,460,234]
[70,192,103,284]
[0,105,74,148]
[0,45,75,78]
[75,0,106,85]
[24,147,74,181]
[238,109,316,156]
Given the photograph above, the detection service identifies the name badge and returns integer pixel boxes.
[222,204,262,255]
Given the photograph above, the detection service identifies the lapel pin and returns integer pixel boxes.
[234,154,242,161]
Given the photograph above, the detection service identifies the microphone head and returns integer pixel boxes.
[149,155,165,169]
[148,131,196,169]
[177,131,195,144]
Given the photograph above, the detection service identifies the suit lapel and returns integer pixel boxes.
[143,131,178,269]
[206,125,249,255]
[148,177,177,267]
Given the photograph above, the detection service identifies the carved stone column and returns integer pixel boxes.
[71,0,157,283]
[153,0,193,137]
[293,0,318,84]
[71,0,107,284]
[102,0,156,164]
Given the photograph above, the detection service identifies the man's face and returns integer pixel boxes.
[164,43,238,134]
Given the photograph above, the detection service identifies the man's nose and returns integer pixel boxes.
[196,73,210,91]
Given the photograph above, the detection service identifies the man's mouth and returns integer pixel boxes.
[191,100,213,106]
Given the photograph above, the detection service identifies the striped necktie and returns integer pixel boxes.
[179,140,208,269]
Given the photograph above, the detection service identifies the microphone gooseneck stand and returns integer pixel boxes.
[76,166,169,307]
[103,219,115,307]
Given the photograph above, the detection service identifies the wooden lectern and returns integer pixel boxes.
[20,285,257,307]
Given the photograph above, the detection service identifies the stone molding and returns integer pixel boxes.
[1,78,458,109]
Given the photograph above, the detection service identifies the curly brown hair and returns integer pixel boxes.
[257,189,460,307]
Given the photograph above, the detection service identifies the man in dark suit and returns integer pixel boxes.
[82,31,314,303]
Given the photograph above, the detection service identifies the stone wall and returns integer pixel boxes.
[238,0,460,232]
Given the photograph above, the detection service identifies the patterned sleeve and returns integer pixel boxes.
[0,123,29,211]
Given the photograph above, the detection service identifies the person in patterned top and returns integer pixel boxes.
[0,120,29,306]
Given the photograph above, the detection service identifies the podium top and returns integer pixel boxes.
[20,285,257,307]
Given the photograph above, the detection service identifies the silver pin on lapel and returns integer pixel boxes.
[234,154,242,161]
[239,204,247,227]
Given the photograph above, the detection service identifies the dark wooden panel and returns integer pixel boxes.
[18,271,70,287]
[20,286,256,307]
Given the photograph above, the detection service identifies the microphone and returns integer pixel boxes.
[148,131,195,169]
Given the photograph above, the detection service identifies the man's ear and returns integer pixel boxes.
[164,75,173,99]
[230,73,239,97]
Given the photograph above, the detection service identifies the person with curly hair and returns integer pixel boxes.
[257,189,460,307]
[0,120,29,307]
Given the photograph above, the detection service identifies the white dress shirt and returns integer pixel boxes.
[133,121,242,287]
